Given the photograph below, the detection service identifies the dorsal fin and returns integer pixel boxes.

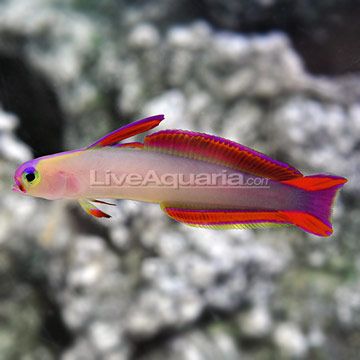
[87,114,164,149]
[144,130,302,181]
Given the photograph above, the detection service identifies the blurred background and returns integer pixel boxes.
[0,0,359,359]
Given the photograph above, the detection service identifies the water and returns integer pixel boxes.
[0,1,358,359]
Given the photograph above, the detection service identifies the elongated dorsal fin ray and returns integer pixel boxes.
[87,114,164,149]
[145,130,302,181]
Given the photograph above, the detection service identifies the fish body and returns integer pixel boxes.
[35,147,295,209]
[13,115,347,237]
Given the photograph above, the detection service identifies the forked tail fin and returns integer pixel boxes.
[280,175,347,236]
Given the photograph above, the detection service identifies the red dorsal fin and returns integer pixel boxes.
[145,130,302,181]
[87,115,164,149]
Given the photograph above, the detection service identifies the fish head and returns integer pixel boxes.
[13,154,81,200]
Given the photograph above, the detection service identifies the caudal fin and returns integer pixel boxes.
[280,175,347,236]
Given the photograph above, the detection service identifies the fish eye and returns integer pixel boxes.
[25,173,35,182]
[22,167,40,185]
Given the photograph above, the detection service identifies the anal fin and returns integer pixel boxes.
[161,204,336,236]
[161,203,288,230]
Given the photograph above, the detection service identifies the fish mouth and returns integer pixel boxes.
[12,185,24,193]
[12,178,25,193]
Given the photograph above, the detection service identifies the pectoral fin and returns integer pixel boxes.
[78,199,112,218]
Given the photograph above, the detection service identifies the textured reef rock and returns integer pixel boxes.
[0,1,359,359]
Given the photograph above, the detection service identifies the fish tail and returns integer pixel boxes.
[280,175,347,236]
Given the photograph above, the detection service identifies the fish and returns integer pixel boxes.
[13,114,347,237]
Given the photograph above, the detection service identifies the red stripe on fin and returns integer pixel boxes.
[89,209,111,218]
[279,211,332,237]
[161,204,289,230]
[87,115,164,149]
[145,130,302,181]
[282,174,347,191]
